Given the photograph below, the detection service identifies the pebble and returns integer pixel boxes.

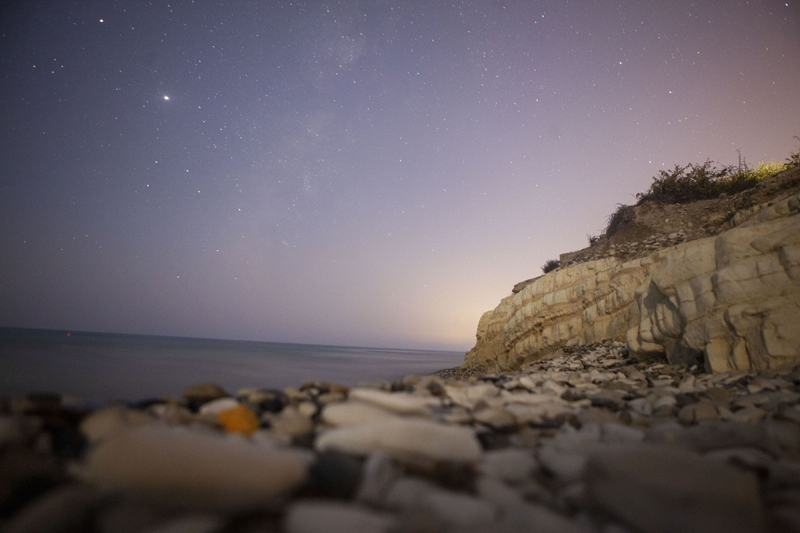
[346,388,440,416]
[197,398,240,417]
[270,406,314,437]
[182,383,228,407]
[315,418,482,463]
[217,405,259,435]
[73,424,308,510]
[321,402,399,427]
[284,501,396,533]
[3,341,800,533]
[585,444,764,533]
[480,448,538,484]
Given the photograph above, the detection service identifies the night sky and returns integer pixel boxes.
[1,1,799,351]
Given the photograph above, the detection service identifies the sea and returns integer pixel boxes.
[0,327,466,404]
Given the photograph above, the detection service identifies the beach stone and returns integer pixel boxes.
[476,475,525,509]
[505,401,572,424]
[600,423,645,444]
[317,392,346,405]
[142,514,226,533]
[419,489,496,527]
[585,444,764,533]
[355,453,396,505]
[732,406,767,423]
[270,406,314,437]
[284,501,396,533]
[0,448,66,516]
[182,383,228,406]
[704,447,775,474]
[502,503,587,533]
[539,424,601,482]
[149,404,194,425]
[3,485,105,533]
[307,452,363,499]
[677,402,719,425]
[217,405,259,435]
[321,402,398,427]
[315,418,482,463]
[347,388,439,416]
[197,398,239,417]
[297,401,318,418]
[96,497,169,533]
[480,448,538,484]
[74,424,308,510]
[473,407,517,431]
[80,408,152,444]
[384,476,439,510]
[0,416,25,447]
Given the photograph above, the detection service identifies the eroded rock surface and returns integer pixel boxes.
[464,171,800,374]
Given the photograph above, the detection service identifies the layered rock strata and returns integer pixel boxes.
[464,190,800,374]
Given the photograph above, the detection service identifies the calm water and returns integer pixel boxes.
[0,328,465,403]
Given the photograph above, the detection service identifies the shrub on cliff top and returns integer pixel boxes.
[635,158,789,205]
[541,259,560,274]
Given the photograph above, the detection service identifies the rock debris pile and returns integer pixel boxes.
[3,342,800,533]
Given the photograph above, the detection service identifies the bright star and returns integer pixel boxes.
[163,95,170,100]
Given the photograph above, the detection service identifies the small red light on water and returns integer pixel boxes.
[67,333,71,336]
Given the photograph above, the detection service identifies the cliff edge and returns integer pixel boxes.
[464,165,800,374]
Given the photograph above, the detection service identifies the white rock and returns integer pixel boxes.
[197,398,240,417]
[480,448,538,484]
[476,475,525,509]
[538,424,601,482]
[74,424,308,510]
[420,490,496,527]
[284,501,396,533]
[80,408,153,444]
[316,418,482,463]
[347,388,439,416]
[473,407,517,431]
[384,476,439,510]
[270,406,313,437]
[505,402,572,424]
[321,402,399,427]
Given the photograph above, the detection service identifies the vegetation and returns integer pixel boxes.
[634,157,790,205]
[604,204,634,238]
[593,143,799,240]
[787,136,800,168]
[541,259,560,274]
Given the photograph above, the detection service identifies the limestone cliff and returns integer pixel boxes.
[464,169,800,374]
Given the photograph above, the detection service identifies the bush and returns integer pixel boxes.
[587,233,600,246]
[635,160,730,204]
[786,136,800,168]
[634,155,791,205]
[541,259,560,274]
[604,204,634,238]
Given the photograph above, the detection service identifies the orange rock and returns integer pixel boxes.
[218,404,259,436]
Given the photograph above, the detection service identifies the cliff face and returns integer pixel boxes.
[464,177,800,374]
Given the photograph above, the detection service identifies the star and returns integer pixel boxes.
[163,95,170,100]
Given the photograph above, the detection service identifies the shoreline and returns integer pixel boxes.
[2,341,799,532]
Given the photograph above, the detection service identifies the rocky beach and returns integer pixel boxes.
[1,342,800,533]
[3,163,800,533]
